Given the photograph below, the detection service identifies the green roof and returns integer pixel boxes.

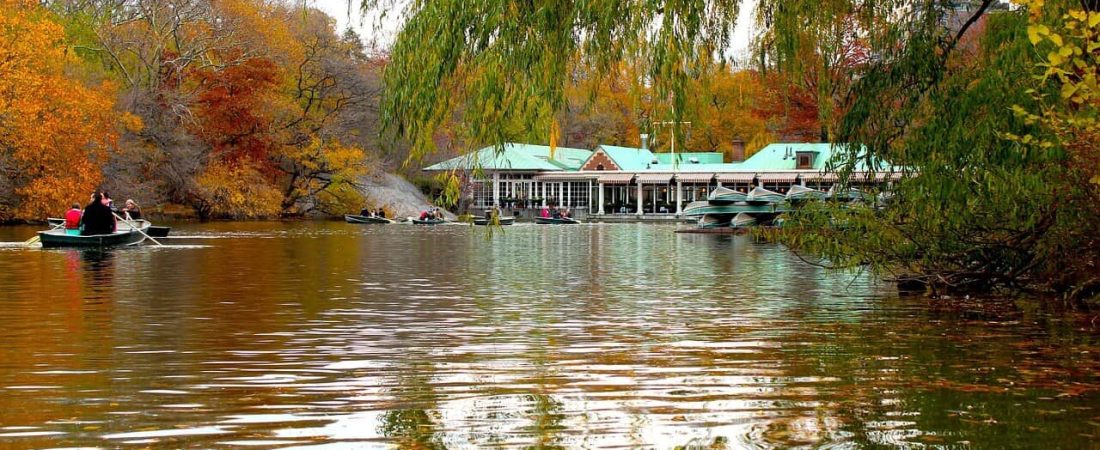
[595,145,655,170]
[423,142,893,174]
[424,143,592,171]
[654,152,725,165]
[736,143,889,171]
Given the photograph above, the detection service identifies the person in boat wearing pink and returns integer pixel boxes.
[63,203,83,235]
[80,193,116,235]
[539,206,550,218]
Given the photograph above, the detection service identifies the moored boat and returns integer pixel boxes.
[683,202,783,217]
[746,186,785,204]
[731,212,758,228]
[827,186,865,202]
[706,186,748,204]
[38,221,151,248]
[472,216,515,225]
[786,185,828,201]
[697,214,733,229]
[534,216,580,224]
[345,214,394,224]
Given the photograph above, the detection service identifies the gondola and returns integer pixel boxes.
[534,216,581,224]
[345,214,394,224]
[38,221,152,248]
[472,216,515,225]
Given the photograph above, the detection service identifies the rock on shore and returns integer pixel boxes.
[359,173,453,219]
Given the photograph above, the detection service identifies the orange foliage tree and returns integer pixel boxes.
[0,0,121,221]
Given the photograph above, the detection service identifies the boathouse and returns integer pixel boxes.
[423,141,898,219]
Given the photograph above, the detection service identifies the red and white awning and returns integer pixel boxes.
[716,172,756,183]
[803,172,839,182]
[757,172,801,183]
[675,173,715,183]
[596,173,636,184]
[635,173,674,184]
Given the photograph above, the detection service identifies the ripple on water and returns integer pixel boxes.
[0,223,1095,448]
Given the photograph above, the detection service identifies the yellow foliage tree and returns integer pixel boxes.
[0,0,119,220]
[194,161,283,219]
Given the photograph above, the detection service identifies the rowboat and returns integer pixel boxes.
[411,218,447,225]
[827,186,865,202]
[731,212,758,228]
[38,221,151,248]
[707,186,748,204]
[472,216,515,225]
[49,217,171,237]
[786,185,828,201]
[534,217,580,224]
[345,214,394,224]
[746,186,786,204]
[683,202,784,217]
[147,226,171,238]
[697,214,733,229]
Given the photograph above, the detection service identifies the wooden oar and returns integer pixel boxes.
[113,213,163,246]
[24,221,66,246]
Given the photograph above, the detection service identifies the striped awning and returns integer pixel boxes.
[803,172,839,182]
[757,172,801,183]
[533,172,596,181]
[635,173,674,184]
[716,172,756,183]
[849,172,896,182]
[597,173,635,184]
[674,173,715,183]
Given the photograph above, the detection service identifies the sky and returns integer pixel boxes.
[307,0,760,59]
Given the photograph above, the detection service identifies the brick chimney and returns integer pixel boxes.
[730,138,746,162]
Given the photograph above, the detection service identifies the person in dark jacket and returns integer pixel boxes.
[80,193,116,236]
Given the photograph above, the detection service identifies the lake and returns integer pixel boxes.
[0,221,1096,449]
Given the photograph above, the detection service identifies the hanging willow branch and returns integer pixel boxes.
[360,0,742,159]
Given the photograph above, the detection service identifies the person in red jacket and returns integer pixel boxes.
[64,203,82,235]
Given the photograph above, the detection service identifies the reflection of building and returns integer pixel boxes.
[424,140,898,218]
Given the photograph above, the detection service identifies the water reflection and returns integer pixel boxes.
[0,222,1095,449]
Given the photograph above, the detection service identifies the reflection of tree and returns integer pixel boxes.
[525,393,565,449]
[378,359,445,449]
[380,408,445,449]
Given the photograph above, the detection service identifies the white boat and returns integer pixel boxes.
[827,186,865,202]
[786,185,827,201]
[731,212,758,228]
[746,186,785,203]
[697,214,733,229]
[706,186,747,204]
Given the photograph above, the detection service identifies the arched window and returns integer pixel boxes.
[596,164,605,171]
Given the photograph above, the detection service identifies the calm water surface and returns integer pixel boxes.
[0,222,1096,449]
